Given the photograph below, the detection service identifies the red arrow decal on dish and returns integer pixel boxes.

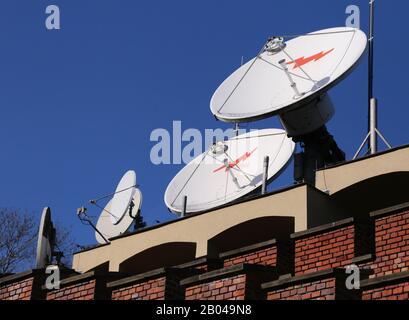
[287,48,334,69]
[213,148,258,173]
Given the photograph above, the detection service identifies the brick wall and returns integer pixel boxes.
[368,209,409,277]
[293,220,355,275]
[0,277,35,300]
[182,264,276,301]
[109,268,196,300]
[223,247,277,269]
[362,282,409,300]
[111,277,166,300]
[268,278,336,300]
[185,274,246,300]
[0,270,46,301]
[219,239,293,276]
[44,271,121,300]
[46,279,96,300]
[3,205,409,301]
[361,270,409,300]
[263,269,361,301]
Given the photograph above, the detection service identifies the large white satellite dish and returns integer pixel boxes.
[94,170,141,244]
[36,207,56,269]
[210,27,367,125]
[164,129,295,214]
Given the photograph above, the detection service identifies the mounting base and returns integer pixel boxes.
[293,126,345,185]
[354,98,392,159]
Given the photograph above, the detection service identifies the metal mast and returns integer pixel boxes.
[354,0,392,159]
[368,0,375,152]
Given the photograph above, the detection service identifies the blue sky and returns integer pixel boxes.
[0,0,407,249]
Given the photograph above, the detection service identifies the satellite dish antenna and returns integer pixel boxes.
[210,27,367,124]
[86,170,143,244]
[164,129,295,214]
[36,207,56,269]
[95,188,143,244]
[210,27,367,183]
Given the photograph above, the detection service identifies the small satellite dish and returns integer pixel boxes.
[109,170,136,224]
[164,129,295,214]
[210,27,367,126]
[94,171,142,244]
[36,207,56,269]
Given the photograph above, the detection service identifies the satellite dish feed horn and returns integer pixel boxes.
[279,59,303,99]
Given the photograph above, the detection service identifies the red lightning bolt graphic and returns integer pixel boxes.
[213,148,258,173]
[287,48,335,69]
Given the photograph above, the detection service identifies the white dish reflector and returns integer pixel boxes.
[95,170,141,244]
[164,129,295,214]
[210,27,367,122]
[36,207,55,268]
[110,170,136,224]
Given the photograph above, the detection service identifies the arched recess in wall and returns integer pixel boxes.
[207,216,294,257]
[88,261,110,273]
[118,242,197,274]
[330,172,409,216]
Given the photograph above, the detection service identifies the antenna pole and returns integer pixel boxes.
[90,222,109,244]
[261,156,269,195]
[77,207,109,244]
[368,0,375,151]
[181,196,188,217]
[369,98,378,154]
[354,0,392,159]
[234,123,240,137]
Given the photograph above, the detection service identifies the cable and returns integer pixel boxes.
[91,202,117,221]
[90,185,137,203]
[229,132,286,141]
[271,29,356,40]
